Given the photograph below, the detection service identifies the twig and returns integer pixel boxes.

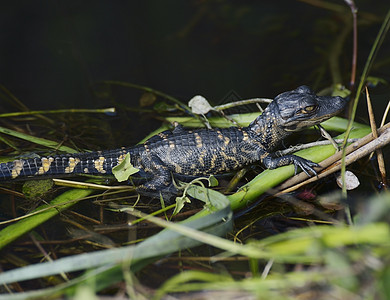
[53,178,134,191]
[223,168,248,194]
[380,99,390,127]
[276,138,359,156]
[365,87,387,187]
[214,98,271,126]
[0,108,116,118]
[274,122,390,195]
[214,98,272,111]
[340,8,390,197]
[344,0,358,88]
[318,124,339,151]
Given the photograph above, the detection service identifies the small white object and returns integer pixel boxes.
[188,95,213,115]
[336,171,360,190]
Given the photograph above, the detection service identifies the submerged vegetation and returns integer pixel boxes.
[0,1,390,299]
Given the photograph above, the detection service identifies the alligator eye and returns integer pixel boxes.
[304,105,317,112]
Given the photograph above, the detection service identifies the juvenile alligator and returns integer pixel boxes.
[0,86,347,200]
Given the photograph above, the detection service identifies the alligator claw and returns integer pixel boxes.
[292,156,320,176]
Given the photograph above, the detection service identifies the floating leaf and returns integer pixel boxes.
[22,179,54,201]
[188,95,213,114]
[112,153,139,182]
[139,92,157,107]
[336,170,360,190]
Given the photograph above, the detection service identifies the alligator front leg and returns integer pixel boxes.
[262,154,320,176]
[136,154,177,201]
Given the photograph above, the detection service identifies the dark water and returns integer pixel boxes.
[1,1,389,119]
[0,2,389,294]
[1,1,389,187]
[0,1,390,175]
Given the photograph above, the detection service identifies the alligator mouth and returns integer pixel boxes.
[315,95,348,119]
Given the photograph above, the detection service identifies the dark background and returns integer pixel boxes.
[1,1,389,143]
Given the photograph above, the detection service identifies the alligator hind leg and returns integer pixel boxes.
[136,154,177,201]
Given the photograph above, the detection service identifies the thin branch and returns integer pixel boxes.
[214,98,272,111]
[276,138,359,156]
[365,87,387,187]
[344,0,358,88]
[275,122,390,194]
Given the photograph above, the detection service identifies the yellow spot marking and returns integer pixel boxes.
[260,153,269,160]
[94,156,106,174]
[36,157,54,175]
[217,131,224,140]
[64,157,80,174]
[169,141,175,149]
[219,153,229,170]
[158,132,168,138]
[11,160,24,179]
[220,152,239,171]
[117,154,126,164]
[155,164,163,169]
[198,150,207,168]
[194,133,203,148]
[175,164,182,173]
[224,136,230,146]
[199,156,204,167]
[240,146,252,154]
[252,140,263,147]
[242,131,249,141]
[210,154,218,169]
[219,160,228,172]
[84,168,89,173]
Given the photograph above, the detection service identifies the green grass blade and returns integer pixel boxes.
[0,188,233,286]
[340,9,390,195]
[1,188,388,298]
[228,126,371,209]
[0,108,115,118]
[166,115,366,131]
[0,126,77,153]
[254,222,390,255]
[0,188,94,250]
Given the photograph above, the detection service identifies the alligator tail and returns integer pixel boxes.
[0,148,133,181]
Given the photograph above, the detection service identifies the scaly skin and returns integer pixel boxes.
[0,86,347,200]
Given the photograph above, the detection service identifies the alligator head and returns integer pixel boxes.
[248,86,348,149]
[273,85,348,131]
